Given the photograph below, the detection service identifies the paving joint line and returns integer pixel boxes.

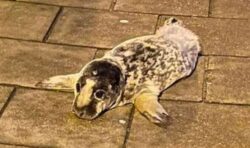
[0,83,73,94]
[0,36,106,50]
[43,7,63,42]
[201,56,209,102]
[122,106,135,148]
[160,98,250,107]
[208,0,213,17]
[154,15,161,34]
[109,0,118,11]
[2,0,248,20]
[0,142,54,148]
[0,88,16,119]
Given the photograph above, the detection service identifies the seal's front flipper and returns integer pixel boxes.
[134,92,172,127]
[36,73,79,91]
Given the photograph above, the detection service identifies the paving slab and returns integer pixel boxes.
[17,0,113,10]
[0,89,132,148]
[210,0,250,19]
[161,57,205,101]
[48,8,158,48]
[159,16,250,57]
[115,0,209,16]
[127,101,250,148]
[94,49,108,59]
[206,57,250,105]
[0,1,59,41]
[0,39,96,88]
[0,86,14,111]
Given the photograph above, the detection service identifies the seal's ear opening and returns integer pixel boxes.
[164,17,183,26]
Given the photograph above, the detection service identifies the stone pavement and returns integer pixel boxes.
[0,0,249,147]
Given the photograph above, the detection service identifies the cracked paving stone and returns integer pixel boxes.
[0,39,96,88]
[159,16,250,57]
[0,86,14,111]
[0,89,132,148]
[48,8,158,48]
[0,1,59,41]
[206,57,250,105]
[127,101,250,148]
[161,57,206,102]
[17,0,113,10]
[210,0,250,19]
[115,0,209,17]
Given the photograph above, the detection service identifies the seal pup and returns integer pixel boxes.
[37,17,201,125]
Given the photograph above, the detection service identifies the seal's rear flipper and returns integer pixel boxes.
[36,73,79,91]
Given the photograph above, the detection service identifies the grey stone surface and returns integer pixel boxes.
[127,101,250,148]
[159,16,250,57]
[0,89,132,148]
[17,0,113,9]
[206,57,250,104]
[0,39,96,87]
[0,86,14,111]
[0,1,59,41]
[48,8,158,48]
[115,0,209,16]
[161,57,206,101]
[210,0,250,19]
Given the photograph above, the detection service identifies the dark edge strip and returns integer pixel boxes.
[2,0,248,20]
[122,106,135,148]
[0,83,73,94]
[154,15,161,34]
[42,7,63,42]
[201,56,209,102]
[208,0,213,17]
[109,0,118,11]
[0,142,55,148]
[0,88,16,119]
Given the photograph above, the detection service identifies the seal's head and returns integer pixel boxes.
[72,60,125,120]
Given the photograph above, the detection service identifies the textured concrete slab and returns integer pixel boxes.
[127,101,250,148]
[0,89,132,148]
[206,57,250,104]
[17,0,113,9]
[0,1,59,41]
[159,16,250,57]
[210,0,250,19]
[0,39,96,87]
[48,8,158,48]
[161,57,205,101]
[115,0,209,16]
[0,86,14,111]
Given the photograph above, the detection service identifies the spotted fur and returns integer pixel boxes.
[37,17,201,125]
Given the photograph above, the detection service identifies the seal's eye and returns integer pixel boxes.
[94,89,106,100]
[76,83,81,93]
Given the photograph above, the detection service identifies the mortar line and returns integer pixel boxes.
[2,0,248,20]
[0,36,110,50]
[201,57,208,102]
[0,142,54,148]
[43,7,63,42]
[154,15,161,34]
[122,106,135,148]
[208,0,213,17]
[109,0,118,11]
[0,83,73,94]
[160,99,250,107]
[0,88,16,119]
